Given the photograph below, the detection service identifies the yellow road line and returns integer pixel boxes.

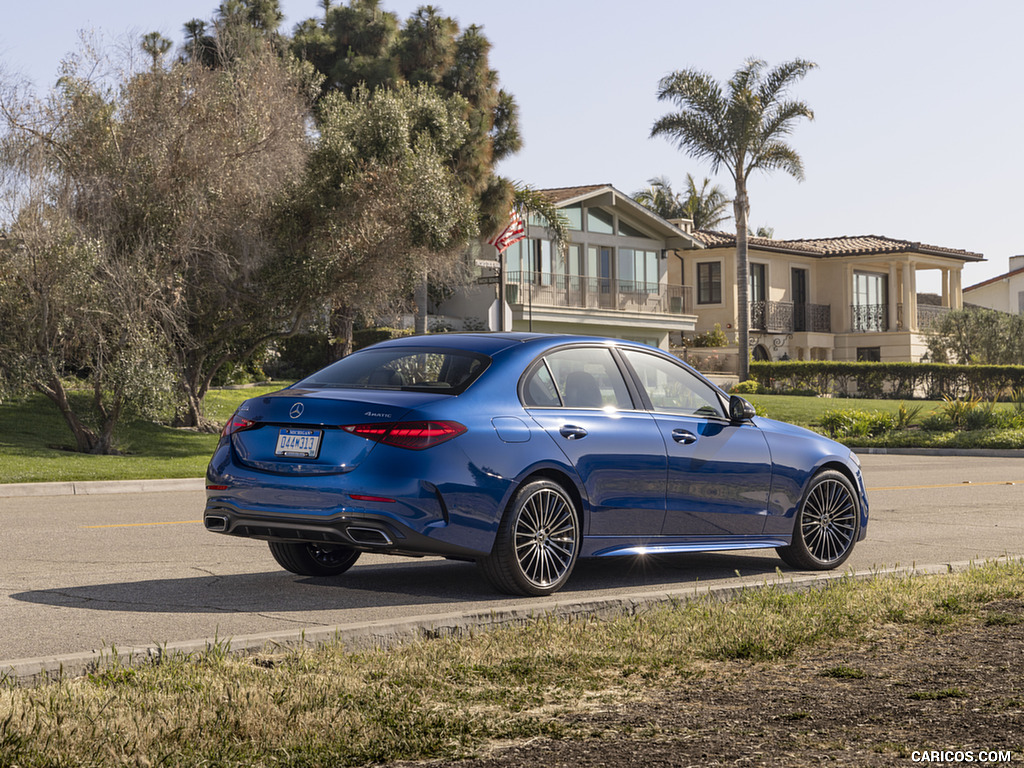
[82,520,202,529]
[869,481,1017,491]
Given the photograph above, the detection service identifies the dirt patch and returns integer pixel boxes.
[396,612,1024,767]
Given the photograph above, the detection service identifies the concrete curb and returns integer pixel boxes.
[0,449,1019,499]
[1,557,1003,686]
[0,478,205,498]
[856,447,1024,458]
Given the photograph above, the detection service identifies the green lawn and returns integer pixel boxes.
[1,390,1020,486]
[745,393,946,426]
[0,385,287,485]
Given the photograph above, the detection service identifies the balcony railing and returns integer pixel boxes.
[917,303,951,329]
[505,271,693,315]
[851,303,888,332]
[750,300,831,333]
[855,303,951,333]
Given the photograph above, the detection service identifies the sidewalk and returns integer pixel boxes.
[0,477,205,498]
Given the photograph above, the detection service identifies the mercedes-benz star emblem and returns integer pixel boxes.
[289,403,304,419]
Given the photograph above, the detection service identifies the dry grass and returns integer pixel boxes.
[2,559,1023,767]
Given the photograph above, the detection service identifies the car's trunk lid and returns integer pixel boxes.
[229,388,445,475]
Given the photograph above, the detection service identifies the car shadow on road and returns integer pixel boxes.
[9,550,790,614]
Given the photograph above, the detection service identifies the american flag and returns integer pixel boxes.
[487,207,526,254]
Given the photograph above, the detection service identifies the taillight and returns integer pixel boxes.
[343,421,466,450]
[221,413,256,437]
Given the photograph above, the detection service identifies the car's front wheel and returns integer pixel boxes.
[268,542,361,577]
[478,478,581,596]
[777,469,859,570]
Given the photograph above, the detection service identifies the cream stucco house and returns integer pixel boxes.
[438,185,983,363]
[683,231,984,363]
[962,255,1024,314]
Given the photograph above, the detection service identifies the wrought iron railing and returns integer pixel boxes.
[851,303,888,332]
[504,271,693,315]
[794,303,832,333]
[750,300,831,333]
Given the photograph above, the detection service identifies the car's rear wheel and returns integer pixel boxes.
[479,478,580,596]
[777,469,859,570]
[268,541,361,577]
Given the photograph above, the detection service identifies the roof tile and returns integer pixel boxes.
[690,231,983,261]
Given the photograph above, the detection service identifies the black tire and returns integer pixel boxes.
[777,469,859,570]
[478,478,581,596]
[268,541,361,577]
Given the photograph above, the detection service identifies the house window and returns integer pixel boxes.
[750,263,767,303]
[618,219,648,238]
[853,271,888,332]
[587,207,614,234]
[857,347,881,362]
[697,262,722,304]
[618,249,659,291]
[562,204,582,231]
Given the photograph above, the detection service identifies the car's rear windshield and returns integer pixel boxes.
[297,347,491,395]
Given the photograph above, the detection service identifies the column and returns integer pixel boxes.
[941,268,951,308]
[902,262,913,332]
[908,262,918,331]
[888,264,899,331]
[952,269,962,309]
[842,263,854,333]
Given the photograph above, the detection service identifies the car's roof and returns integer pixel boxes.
[369,332,659,356]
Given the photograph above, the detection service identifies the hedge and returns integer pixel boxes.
[749,361,1024,401]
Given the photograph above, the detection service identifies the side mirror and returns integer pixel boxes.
[729,395,756,422]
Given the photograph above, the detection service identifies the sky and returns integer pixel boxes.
[3,0,1022,293]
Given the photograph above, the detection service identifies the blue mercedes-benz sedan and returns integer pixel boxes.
[204,333,868,596]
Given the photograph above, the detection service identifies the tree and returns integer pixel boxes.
[277,83,479,358]
[0,29,313,440]
[926,308,1024,365]
[291,2,522,334]
[633,174,730,230]
[0,62,175,453]
[141,32,173,70]
[632,175,686,219]
[682,173,730,230]
[652,58,816,380]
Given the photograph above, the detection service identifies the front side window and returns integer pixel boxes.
[522,347,633,410]
[621,350,725,418]
[697,261,722,304]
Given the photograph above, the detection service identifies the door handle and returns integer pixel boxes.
[672,428,698,444]
[559,425,588,440]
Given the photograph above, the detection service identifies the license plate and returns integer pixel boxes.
[275,428,322,458]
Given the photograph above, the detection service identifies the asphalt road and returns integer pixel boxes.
[2,454,1022,667]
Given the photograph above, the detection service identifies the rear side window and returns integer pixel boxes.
[522,347,633,410]
[298,348,490,394]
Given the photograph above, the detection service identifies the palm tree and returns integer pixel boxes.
[681,173,730,230]
[633,175,686,220]
[633,174,730,230]
[652,58,816,380]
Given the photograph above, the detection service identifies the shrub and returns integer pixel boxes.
[730,380,761,395]
[691,323,729,348]
[750,360,1024,401]
[896,401,922,430]
[819,409,899,438]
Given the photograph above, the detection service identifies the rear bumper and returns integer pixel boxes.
[203,501,486,559]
